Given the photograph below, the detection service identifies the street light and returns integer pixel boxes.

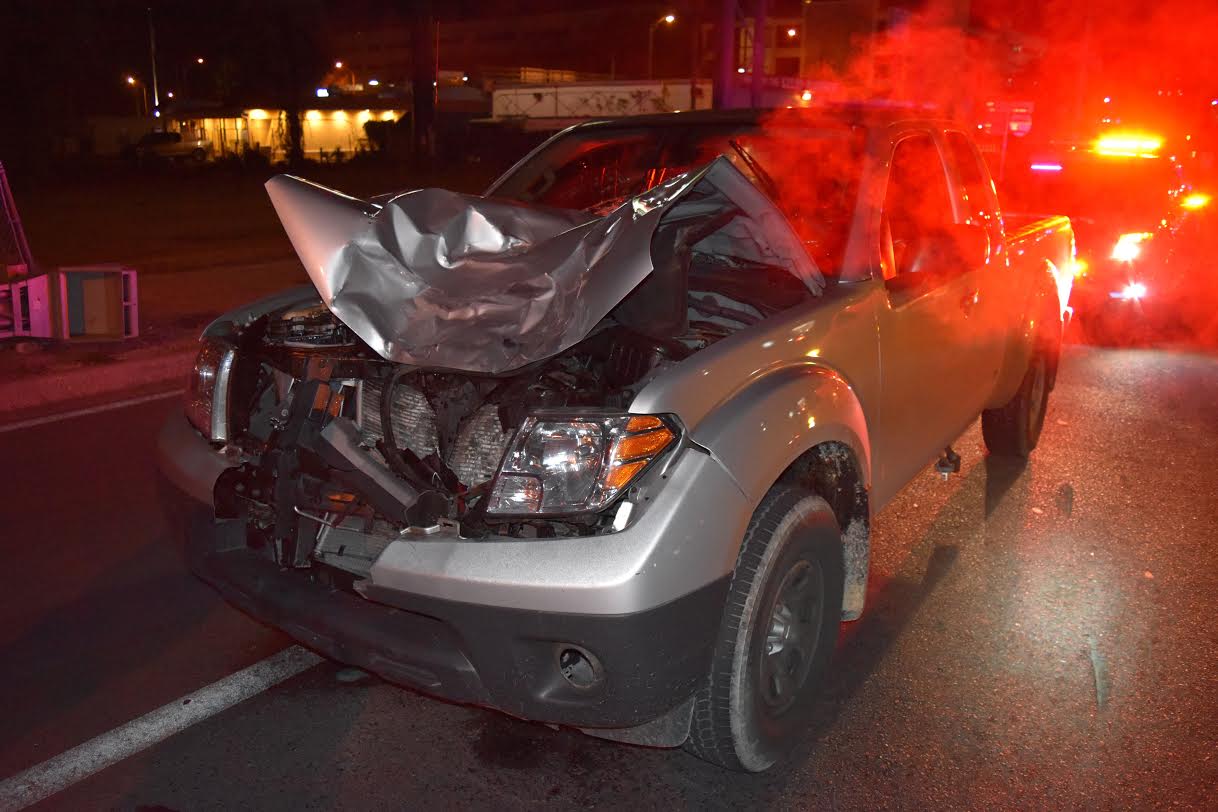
[196,57,205,65]
[787,27,797,38]
[124,75,149,116]
[647,13,676,80]
[334,60,343,69]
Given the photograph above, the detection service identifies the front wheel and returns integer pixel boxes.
[684,486,843,771]
[982,349,1050,458]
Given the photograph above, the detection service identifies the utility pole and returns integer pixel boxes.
[689,0,700,109]
[411,4,438,163]
[750,0,766,108]
[648,14,676,81]
[714,0,736,109]
[147,6,160,116]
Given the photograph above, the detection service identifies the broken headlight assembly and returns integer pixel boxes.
[487,413,679,516]
[185,338,237,443]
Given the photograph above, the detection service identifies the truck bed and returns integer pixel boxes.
[1006,214,1075,322]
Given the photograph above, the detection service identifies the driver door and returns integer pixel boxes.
[873,131,994,498]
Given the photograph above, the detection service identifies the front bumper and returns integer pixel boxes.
[157,415,740,730]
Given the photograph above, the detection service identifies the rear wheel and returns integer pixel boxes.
[685,486,843,771]
[982,349,1050,458]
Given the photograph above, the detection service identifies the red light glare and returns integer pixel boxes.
[1111,282,1148,300]
[1182,193,1211,211]
[1111,232,1152,262]
[1095,133,1163,157]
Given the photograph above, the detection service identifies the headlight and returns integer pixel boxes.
[1110,232,1152,262]
[1181,192,1210,211]
[185,339,236,442]
[1110,282,1148,300]
[487,413,679,516]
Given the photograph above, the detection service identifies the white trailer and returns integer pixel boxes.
[492,79,713,130]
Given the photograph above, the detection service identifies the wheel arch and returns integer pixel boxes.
[686,362,873,620]
[777,441,871,620]
[991,258,1066,408]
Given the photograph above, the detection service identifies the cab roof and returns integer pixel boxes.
[567,103,947,133]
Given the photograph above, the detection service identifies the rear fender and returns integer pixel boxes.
[990,258,1064,408]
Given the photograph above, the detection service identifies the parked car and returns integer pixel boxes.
[158,107,1074,771]
[130,130,213,163]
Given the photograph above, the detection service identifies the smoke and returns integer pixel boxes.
[752,0,1218,349]
[790,1,1011,121]
[780,0,1218,144]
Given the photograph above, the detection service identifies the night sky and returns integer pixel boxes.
[1,0,1214,170]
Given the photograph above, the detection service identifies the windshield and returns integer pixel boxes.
[490,121,866,276]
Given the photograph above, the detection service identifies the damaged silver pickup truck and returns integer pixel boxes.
[158,107,1074,771]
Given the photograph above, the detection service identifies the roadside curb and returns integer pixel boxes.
[0,348,195,421]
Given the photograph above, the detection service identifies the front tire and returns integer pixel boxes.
[685,486,843,771]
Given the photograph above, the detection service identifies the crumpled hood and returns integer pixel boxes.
[266,157,820,374]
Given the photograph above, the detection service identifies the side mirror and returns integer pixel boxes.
[902,223,990,277]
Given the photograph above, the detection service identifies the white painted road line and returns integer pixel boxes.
[0,390,182,435]
[0,646,323,811]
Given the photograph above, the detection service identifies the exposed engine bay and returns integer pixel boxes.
[218,263,806,551]
[206,155,821,573]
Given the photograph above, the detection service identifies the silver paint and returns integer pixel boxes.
[366,448,751,614]
[165,115,1074,623]
[264,156,821,374]
[157,415,237,505]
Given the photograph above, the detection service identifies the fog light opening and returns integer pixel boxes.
[557,646,602,690]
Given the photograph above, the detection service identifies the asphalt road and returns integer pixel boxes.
[2,344,1216,810]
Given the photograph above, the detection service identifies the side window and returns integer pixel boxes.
[881,134,953,278]
[945,131,999,225]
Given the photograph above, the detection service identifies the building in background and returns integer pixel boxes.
[168,101,407,161]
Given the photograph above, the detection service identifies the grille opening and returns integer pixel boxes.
[358,380,511,488]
